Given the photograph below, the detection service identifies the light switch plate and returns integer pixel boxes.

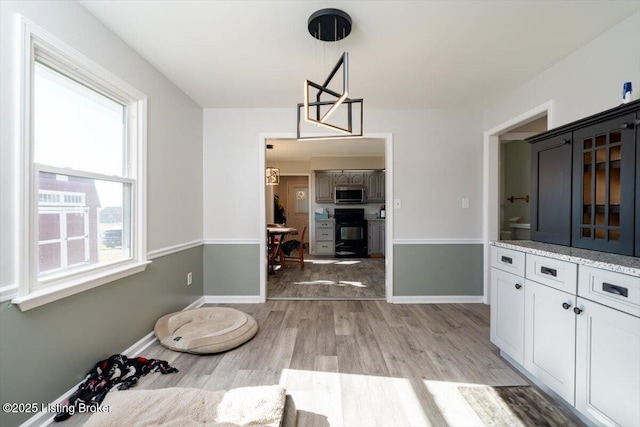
[462,198,469,209]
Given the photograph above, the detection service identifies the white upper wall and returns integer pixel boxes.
[203,108,483,241]
[0,0,203,289]
[483,11,640,131]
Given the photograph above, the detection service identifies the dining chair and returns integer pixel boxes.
[279,226,307,270]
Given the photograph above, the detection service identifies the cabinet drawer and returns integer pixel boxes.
[491,246,525,277]
[526,254,577,294]
[316,241,334,255]
[316,228,334,241]
[316,220,334,229]
[578,266,640,317]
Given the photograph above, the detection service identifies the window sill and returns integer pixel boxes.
[11,261,151,311]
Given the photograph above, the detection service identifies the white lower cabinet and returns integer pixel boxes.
[575,297,640,427]
[524,279,577,405]
[490,268,525,365]
[491,244,640,425]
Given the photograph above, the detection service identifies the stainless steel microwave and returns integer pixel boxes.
[334,186,366,204]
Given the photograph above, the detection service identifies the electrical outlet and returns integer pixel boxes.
[187,272,193,286]
[462,198,470,209]
[394,199,401,209]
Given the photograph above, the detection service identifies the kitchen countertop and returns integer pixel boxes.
[492,240,640,277]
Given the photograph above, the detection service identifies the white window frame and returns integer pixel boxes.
[12,17,149,311]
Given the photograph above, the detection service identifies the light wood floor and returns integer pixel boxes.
[267,253,386,299]
[54,301,582,426]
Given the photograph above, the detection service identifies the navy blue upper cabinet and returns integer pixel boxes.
[527,99,640,256]
[530,132,573,246]
[636,110,640,257]
[572,113,635,255]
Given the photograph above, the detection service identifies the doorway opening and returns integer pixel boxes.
[498,116,547,242]
[483,101,553,303]
[262,136,391,301]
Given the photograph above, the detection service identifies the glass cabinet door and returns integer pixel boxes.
[572,113,636,255]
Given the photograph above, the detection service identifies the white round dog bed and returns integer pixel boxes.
[154,307,258,354]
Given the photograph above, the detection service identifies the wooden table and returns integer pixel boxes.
[267,226,298,274]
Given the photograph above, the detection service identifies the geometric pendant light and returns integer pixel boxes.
[265,166,280,186]
[297,8,363,140]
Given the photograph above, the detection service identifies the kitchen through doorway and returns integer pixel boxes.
[265,137,387,300]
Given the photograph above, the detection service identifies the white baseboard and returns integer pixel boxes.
[392,295,484,304]
[19,297,206,427]
[204,295,262,304]
[184,296,206,310]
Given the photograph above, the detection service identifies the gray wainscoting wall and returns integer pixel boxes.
[393,244,483,296]
[0,246,203,427]
[203,244,260,296]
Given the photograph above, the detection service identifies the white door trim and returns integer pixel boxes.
[482,101,554,304]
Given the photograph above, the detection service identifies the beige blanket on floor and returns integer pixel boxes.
[84,385,287,426]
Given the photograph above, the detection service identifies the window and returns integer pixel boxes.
[13,19,148,310]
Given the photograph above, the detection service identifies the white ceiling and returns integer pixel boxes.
[79,1,640,110]
[266,138,385,161]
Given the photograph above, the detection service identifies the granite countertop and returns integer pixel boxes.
[492,240,640,278]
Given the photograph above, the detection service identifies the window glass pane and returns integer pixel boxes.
[39,243,61,272]
[34,62,125,176]
[294,187,308,214]
[610,130,621,144]
[37,172,131,283]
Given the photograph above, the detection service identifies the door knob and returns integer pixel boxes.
[562,302,571,310]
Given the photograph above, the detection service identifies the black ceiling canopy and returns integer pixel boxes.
[308,8,352,42]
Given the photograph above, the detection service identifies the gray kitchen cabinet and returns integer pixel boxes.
[315,220,335,255]
[334,171,364,186]
[367,220,385,255]
[365,172,385,203]
[315,172,334,203]
[350,172,365,186]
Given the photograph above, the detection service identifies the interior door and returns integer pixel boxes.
[285,177,309,246]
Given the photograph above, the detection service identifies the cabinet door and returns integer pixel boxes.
[365,173,379,202]
[524,280,576,404]
[350,172,365,186]
[575,297,640,427]
[333,172,350,186]
[315,173,333,203]
[365,172,385,202]
[490,268,525,365]
[367,221,385,255]
[378,172,385,201]
[572,113,636,255]
[636,111,640,257]
[530,132,572,246]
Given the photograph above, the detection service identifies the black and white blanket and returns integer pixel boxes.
[54,354,178,422]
